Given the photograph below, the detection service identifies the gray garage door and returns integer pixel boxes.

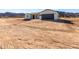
[41,14,54,20]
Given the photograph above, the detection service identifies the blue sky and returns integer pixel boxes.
[0,9,79,13]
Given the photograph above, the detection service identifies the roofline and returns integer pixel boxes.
[25,9,57,14]
[38,9,56,14]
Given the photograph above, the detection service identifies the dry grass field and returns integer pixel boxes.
[1,18,79,49]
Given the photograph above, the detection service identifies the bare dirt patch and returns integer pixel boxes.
[0,18,79,49]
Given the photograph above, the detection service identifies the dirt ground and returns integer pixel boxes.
[1,18,79,49]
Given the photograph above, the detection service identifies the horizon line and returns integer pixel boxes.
[0,9,78,13]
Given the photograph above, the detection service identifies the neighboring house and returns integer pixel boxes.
[24,9,59,21]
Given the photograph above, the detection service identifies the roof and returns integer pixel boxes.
[25,9,58,15]
[38,9,58,14]
[40,9,55,12]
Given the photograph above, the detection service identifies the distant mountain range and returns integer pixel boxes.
[57,11,79,17]
[0,11,79,18]
[0,12,25,18]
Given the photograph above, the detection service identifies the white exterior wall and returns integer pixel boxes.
[39,15,42,19]
[54,12,59,21]
[25,13,32,19]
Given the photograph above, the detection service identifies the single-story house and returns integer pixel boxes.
[24,9,59,21]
